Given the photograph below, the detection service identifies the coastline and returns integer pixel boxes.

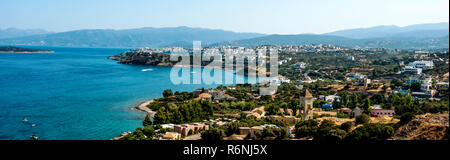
[135,99,156,118]
[111,99,156,140]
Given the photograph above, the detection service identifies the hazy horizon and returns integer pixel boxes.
[1,0,449,34]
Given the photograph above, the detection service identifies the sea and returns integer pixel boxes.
[0,46,262,140]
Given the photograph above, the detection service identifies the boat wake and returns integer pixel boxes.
[141,68,154,72]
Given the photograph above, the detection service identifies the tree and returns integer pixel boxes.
[362,98,371,114]
[340,121,354,132]
[163,89,173,97]
[349,94,359,109]
[295,119,318,138]
[344,123,394,141]
[355,114,370,125]
[399,112,415,125]
[265,103,280,115]
[391,79,403,88]
[142,125,156,138]
[143,114,152,127]
[410,82,422,92]
[313,100,327,108]
[201,128,225,141]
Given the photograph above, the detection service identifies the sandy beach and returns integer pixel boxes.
[135,99,156,118]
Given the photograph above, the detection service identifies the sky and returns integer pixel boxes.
[0,0,448,34]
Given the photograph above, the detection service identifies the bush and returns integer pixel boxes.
[355,114,370,125]
[344,123,395,141]
[340,121,354,132]
[337,113,349,118]
[295,119,318,138]
[400,112,415,125]
[142,126,156,137]
[201,128,225,141]
[163,89,173,97]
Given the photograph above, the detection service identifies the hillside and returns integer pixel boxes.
[0,26,265,48]
[392,113,449,140]
[325,22,449,39]
[0,28,51,39]
[214,34,449,49]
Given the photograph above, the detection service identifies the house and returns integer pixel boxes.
[402,66,422,75]
[371,109,395,117]
[324,95,340,102]
[161,132,181,140]
[174,123,209,137]
[407,75,432,91]
[198,93,212,101]
[352,107,364,117]
[347,73,366,80]
[238,126,264,139]
[358,78,371,87]
[409,61,434,70]
[337,108,352,116]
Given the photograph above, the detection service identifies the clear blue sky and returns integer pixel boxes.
[0,0,448,34]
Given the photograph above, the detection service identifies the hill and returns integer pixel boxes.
[392,113,448,140]
[0,27,265,48]
[324,22,449,39]
[0,28,51,39]
[213,34,449,49]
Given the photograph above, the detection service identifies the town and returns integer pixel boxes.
[114,44,449,141]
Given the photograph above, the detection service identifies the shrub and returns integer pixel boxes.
[340,121,354,132]
[400,112,415,125]
[344,123,395,141]
[355,114,370,125]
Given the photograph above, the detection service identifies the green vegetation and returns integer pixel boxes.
[154,100,213,124]
[344,123,395,141]
[355,114,370,125]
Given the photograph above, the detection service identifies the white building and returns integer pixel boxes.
[409,61,434,70]
[402,66,422,75]
[407,75,432,91]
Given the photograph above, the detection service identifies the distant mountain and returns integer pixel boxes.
[0,26,265,48]
[0,28,51,39]
[214,34,358,47]
[324,22,449,39]
[0,23,448,49]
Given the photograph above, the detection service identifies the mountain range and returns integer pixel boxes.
[0,28,52,39]
[0,22,448,49]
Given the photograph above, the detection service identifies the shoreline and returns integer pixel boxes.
[111,99,156,140]
[135,99,156,118]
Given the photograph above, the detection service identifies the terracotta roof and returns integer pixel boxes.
[199,93,212,98]
[304,89,313,98]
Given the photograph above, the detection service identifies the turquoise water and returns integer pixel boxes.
[0,46,259,140]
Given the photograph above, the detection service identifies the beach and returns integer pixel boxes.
[135,99,156,118]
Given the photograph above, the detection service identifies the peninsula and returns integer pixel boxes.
[0,46,54,53]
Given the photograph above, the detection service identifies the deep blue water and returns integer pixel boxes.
[0,46,260,140]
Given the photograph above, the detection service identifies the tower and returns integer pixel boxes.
[300,89,314,120]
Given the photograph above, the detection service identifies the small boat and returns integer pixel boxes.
[31,124,36,127]
[191,71,197,74]
[22,118,29,123]
[30,135,39,140]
